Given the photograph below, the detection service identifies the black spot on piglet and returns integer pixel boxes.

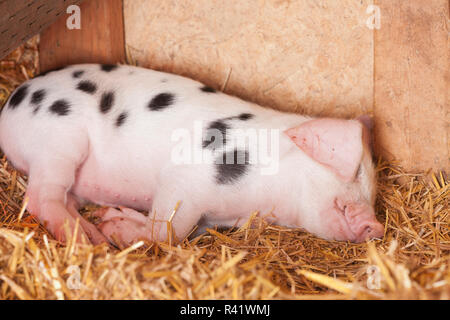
[148,92,175,111]
[72,70,84,78]
[215,149,250,185]
[100,91,115,114]
[9,85,29,109]
[77,80,97,94]
[31,89,46,105]
[225,113,254,121]
[101,64,118,72]
[116,112,128,127]
[200,86,216,93]
[203,120,229,149]
[237,113,254,121]
[49,99,71,116]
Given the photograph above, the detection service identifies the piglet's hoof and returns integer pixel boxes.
[50,219,108,246]
[80,220,109,245]
[49,220,90,245]
[93,207,150,247]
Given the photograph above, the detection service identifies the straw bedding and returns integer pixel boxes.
[0,38,448,300]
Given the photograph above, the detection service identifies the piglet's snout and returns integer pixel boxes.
[344,204,384,242]
[355,220,384,243]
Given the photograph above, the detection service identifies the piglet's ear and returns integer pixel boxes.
[357,114,374,154]
[284,118,363,182]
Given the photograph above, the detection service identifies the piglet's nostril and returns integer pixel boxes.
[360,226,373,240]
[356,222,384,242]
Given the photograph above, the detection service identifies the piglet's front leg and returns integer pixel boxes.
[66,194,108,245]
[94,177,203,247]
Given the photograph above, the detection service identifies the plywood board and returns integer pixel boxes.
[124,0,374,118]
[35,0,448,171]
[374,0,449,171]
[39,0,125,72]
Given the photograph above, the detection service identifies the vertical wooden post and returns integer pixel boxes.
[374,0,449,171]
[39,0,125,72]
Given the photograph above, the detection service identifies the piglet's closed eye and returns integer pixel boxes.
[284,118,363,182]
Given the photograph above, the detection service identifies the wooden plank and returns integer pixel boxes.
[124,0,374,118]
[0,0,83,59]
[39,0,125,72]
[374,0,449,171]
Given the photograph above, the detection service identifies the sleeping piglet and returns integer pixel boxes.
[0,64,384,246]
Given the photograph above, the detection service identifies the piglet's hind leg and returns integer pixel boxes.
[25,160,90,243]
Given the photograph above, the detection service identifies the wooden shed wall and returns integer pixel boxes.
[374,0,449,172]
[125,0,374,119]
[39,0,124,70]
[0,0,83,58]
[30,0,450,172]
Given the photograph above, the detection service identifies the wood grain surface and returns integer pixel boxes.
[374,0,449,171]
[39,0,125,72]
